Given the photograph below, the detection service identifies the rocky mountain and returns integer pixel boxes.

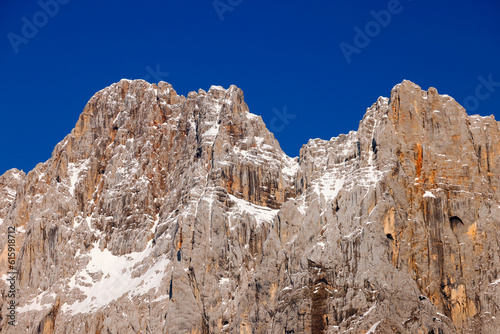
[1,79,499,333]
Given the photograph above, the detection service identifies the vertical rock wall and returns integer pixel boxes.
[0,80,499,333]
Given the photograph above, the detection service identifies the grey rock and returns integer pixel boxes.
[0,79,499,333]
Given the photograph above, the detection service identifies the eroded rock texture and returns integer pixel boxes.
[0,79,499,333]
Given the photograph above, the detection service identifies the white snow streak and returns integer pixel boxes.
[228,194,279,227]
[18,292,56,313]
[219,277,231,285]
[490,277,500,285]
[423,191,436,198]
[62,242,170,314]
[67,159,90,195]
[367,320,382,333]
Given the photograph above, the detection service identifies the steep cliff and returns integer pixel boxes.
[0,79,499,333]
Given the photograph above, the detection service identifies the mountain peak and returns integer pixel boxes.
[1,80,499,333]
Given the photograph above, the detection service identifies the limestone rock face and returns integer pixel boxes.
[0,79,499,333]
[0,169,25,223]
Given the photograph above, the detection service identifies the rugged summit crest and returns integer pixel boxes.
[1,79,499,333]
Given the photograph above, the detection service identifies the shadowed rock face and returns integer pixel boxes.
[0,79,499,333]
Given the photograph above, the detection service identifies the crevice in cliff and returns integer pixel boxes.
[187,267,210,334]
[307,260,337,333]
[35,299,60,334]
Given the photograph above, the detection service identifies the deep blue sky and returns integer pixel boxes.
[1,0,500,175]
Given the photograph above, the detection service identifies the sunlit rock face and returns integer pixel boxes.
[0,79,499,333]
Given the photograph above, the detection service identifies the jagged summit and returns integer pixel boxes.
[1,80,499,333]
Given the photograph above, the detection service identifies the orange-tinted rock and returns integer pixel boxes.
[0,79,499,333]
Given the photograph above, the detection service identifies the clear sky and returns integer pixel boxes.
[1,0,500,175]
